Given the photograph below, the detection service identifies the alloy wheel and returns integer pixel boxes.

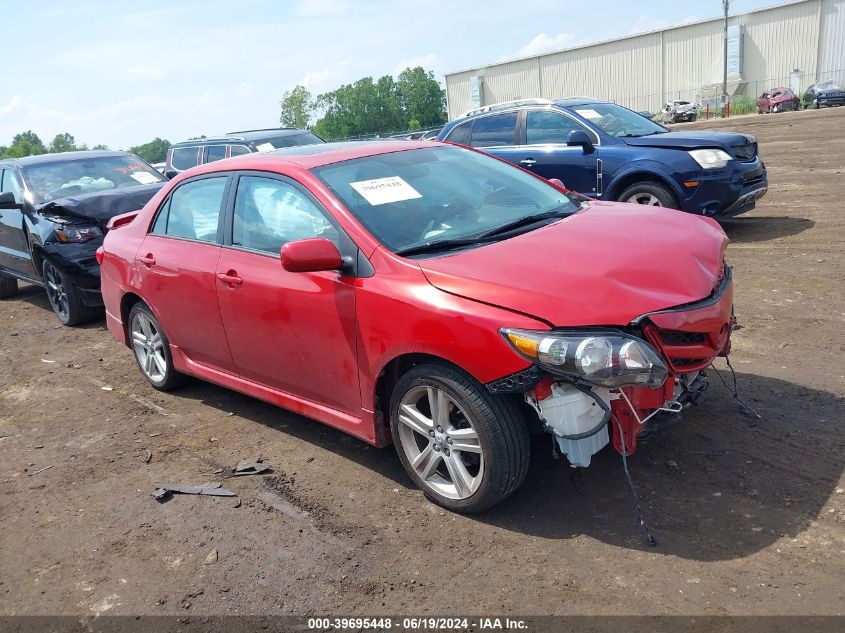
[131,312,167,382]
[626,193,662,206]
[44,264,70,322]
[397,385,484,500]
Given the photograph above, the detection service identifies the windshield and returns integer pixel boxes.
[816,81,842,91]
[23,155,165,204]
[571,103,668,137]
[313,146,578,254]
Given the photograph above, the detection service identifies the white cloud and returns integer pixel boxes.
[124,66,167,81]
[294,0,354,18]
[295,59,354,93]
[501,32,581,61]
[393,53,439,76]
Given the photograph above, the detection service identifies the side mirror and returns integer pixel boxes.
[281,238,343,273]
[164,170,178,179]
[547,178,568,192]
[0,191,22,210]
[567,130,594,151]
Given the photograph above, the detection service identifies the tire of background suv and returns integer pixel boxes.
[618,181,679,209]
[127,302,188,391]
[0,273,18,299]
[42,260,101,326]
[389,362,530,513]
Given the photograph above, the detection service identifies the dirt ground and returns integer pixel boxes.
[1,107,843,618]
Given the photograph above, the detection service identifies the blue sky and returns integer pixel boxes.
[2,0,778,149]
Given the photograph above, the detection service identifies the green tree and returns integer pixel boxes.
[1,130,47,158]
[128,137,170,163]
[312,67,446,140]
[397,67,447,128]
[49,132,77,153]
[280,85,314,129]
[92,144,110,150]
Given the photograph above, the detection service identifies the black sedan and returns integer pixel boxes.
[802,81,845,109]
[0,151,166,325]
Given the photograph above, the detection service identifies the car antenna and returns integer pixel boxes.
[710,354,761,419]
[612,416,658,547]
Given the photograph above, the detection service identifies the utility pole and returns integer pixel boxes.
[722,0,731,107]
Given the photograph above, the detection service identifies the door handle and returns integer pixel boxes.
[216,271,243,287]
[139,254,156,266]
[520,158,536,167]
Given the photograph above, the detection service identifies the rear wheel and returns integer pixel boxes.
[618,181,678,209]
[0,273,18,299]
[42,260,100,326]
[389,363,529,513]
[128,303,187,391]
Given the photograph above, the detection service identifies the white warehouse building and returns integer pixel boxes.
[444,0,845,118]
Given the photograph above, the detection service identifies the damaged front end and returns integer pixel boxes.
[35,184,163,303]
[492,267,735,469]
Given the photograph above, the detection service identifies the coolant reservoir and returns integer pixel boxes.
[537,383,610,467]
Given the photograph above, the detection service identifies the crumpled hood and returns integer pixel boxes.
[623,130,752,150]
[36,183,165,224]
[418,203,728,327]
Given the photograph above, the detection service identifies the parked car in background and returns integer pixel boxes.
[756,87,800,113]
[661,100,698,123]
[0,151,166,325]
[437,98,767,217]
[802,81,845,109]
[164,128,324,177]
[151,162,167,175]
[99,140,733,513]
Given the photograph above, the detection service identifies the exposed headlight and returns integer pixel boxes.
[501,329,668,388]
[55,226,103,243]
[688,148,732,169]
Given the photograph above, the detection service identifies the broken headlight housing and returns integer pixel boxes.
[55,226,103,243]
[501,329,668,388]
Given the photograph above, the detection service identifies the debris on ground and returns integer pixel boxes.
[203,549,218,565]
[153,483,236,501]
[220,457,271,478]
[28,465,54,476]
[142,450,152,464]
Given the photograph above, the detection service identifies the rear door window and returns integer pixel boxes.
[469,113,517,148]
[152,177,227,243]
[229,144,250,156]
[205,145,227,163]
[170,147,200,171]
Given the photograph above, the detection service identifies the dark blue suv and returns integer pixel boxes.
[436,98,767,217]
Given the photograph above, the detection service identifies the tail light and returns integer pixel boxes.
[95,246,104,265]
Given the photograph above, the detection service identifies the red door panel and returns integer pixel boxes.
[136,235,235,372]
[215,248,360,416]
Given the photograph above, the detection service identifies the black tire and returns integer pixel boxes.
[42,260,101,326]
[127,302,187,391]
[389,362,530,513]
[617,181,679,209]
[0,273,18,299]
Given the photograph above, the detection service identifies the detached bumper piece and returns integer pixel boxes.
[41,238,104,306]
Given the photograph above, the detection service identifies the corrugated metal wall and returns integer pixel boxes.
[444,0,845,119]
[819,0,845,84]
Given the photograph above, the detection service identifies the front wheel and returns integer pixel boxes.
[42,260,100,326]
[389,363,530,513]
[0,273,18,299]
[618,181,678,209]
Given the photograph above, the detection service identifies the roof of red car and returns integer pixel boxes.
[192,140,434,175]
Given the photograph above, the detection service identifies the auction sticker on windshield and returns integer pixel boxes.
[574,108,602,120]
[129,171,160,185]
[350,176,422,206]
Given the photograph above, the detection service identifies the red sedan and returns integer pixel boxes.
[99,141,733,512]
